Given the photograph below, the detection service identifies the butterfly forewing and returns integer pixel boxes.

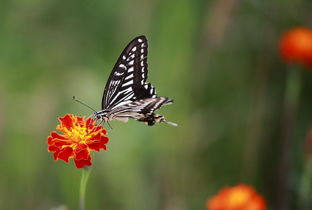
[102,35,156,110]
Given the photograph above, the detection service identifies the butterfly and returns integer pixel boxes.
[92,35,177,127]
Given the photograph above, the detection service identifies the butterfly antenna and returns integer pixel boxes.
[72,96,97,113]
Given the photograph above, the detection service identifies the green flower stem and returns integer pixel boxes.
[277,66,302,210]
[79,167,92,210]
[299,158,312,209]
[285,66,301,106]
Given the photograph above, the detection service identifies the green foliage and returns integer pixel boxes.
[1,0,312,209]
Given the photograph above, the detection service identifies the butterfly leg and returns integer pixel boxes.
[95,118,113,130]
[95,118,103,126]
[107,121,113,130]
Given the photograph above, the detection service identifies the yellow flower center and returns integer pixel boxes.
[65,125,91,143]
[228,189,249,207]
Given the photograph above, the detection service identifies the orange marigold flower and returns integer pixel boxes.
[47,114,109,168]
[279,27,312,68]
[206,184,267,210]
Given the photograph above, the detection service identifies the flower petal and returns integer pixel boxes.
[53,151,60,160]
[58,147,74,162]
[75,145,90,160]
[87,141,102,151]
[58,114,74,131]
[48,145,58,152]
[51,131,67,140]
[86,118,95,130]
[48,138,72,149]
[75,143,87,153]
[74,156,92,168]
[101,136,109,144]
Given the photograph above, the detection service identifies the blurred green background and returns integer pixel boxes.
[1,0,312,209]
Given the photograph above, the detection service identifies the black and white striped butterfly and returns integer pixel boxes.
[93,35,177,127]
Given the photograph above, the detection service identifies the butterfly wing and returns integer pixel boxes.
[108,97,173,119]
[102,35,156,110]
[100,35,175,126]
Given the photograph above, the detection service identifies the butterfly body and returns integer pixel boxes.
[96,35,176,127]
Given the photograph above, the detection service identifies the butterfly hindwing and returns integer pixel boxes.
[108,97,173,118]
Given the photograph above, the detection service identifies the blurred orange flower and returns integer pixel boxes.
[206,184,266,210]
[47,114,109,168]
[279,27,312,68]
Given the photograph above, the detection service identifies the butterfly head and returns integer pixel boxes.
[94,110,109,123]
